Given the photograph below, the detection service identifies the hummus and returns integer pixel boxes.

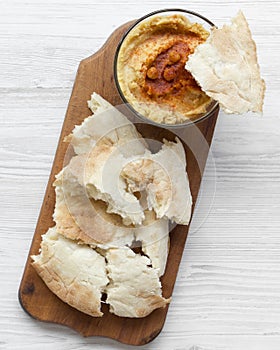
[116,14,213,124]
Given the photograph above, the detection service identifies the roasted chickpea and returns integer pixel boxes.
[146,66,158,80]
[168,50,181,63]
[163,67,176,81]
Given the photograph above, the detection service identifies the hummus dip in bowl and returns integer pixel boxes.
[114,9,219,127]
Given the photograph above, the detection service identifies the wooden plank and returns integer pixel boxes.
[18,20,219,345]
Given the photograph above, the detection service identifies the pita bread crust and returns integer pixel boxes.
[31,227,109,317]
[66,92,146,156]
[185,11,265,114]
[122,137,192,224]
[106,247,171,318]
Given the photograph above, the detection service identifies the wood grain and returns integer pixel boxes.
[18,20,219,345]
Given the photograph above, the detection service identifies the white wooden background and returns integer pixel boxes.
[0,0,279,349]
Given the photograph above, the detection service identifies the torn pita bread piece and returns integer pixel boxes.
[185,11,265,114]
[135,210,169,277]
[106,247,171,318]
[31,227,109,317]
[121,137,192,225]
[64,92,149,226]
[85,140,145,226]
[66,92,146,156]
[53,155,135,247]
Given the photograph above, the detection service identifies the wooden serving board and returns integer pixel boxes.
[19,21,219,346]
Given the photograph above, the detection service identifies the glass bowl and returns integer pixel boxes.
[114,8,219,128]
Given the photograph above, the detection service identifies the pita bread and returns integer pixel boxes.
[86,136,192,226]
[122,137,192,225]
[105,247,171,318]
[31,227,109,317]
[85,141,145,226]
[135,210,169,277]
[32,227,170,318]
[185,11,265,114]
[33,93,189,318]
[54,155,135,247]
[66,92,146,155]
[64,92,148,225]
[54,154,170,275]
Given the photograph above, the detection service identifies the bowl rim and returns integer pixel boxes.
[113,8,219,129]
